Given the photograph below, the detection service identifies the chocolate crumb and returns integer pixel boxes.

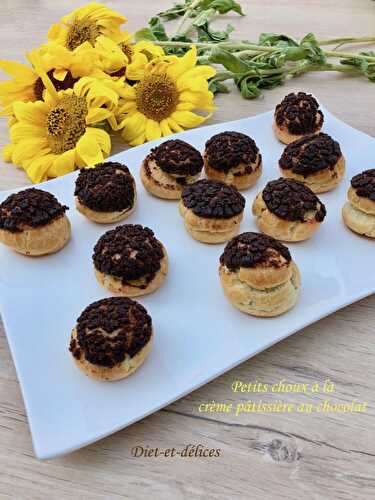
[262,178,326,222]
[351,169,375,202]
[279,133,342,177]
[75,162,135,212]
[220,232,291,272]
[70,297,152,367]
[149,139,203,178]
[93,224,164,286]
[275,92,324,135]
[0,188,68,233]
[205,131,261,173]
[181,179,245,219]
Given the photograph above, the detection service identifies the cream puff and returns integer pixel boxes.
[93,224,168,296]
[75,162,136,223]
[140,139,203,199]
[69,297,153,381]
[273,92,324,144]
[252,178,326,242]
[219,232,301,317]
[342,169,375,238]
[279,133,345,193]
[179,179,245,243]
[204,131,262,190]
[0,188,70,256]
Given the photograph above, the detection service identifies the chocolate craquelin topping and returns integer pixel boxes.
[205,131,261,173]
[149,139,203,178]
[70,297,152,367]
[220,232,291,272]
[275,92,324,135]
[75,162,135,212]
[279,133,342,178]
[93,224,164,287]
[0,188,68,233]
[262,178,326,222]
[351,169,375,201]
[182,179,245,219]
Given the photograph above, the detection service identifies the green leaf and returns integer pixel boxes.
[134,27,157,42]
[209,79,230,94]
[299,33,326,64]
[200,0,244,15]
[148,16,169,41]
[208,47,249,72]
[259,33,299,48]
[197,22,234,42]
[158,1,190,20]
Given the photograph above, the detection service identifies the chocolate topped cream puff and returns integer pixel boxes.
[279,133,345,193]
[179,179,245,243]
[204,131,262,190]
[342,169,375,238]
[141,139,204,199]
[252,178,326,241]
[93,224,168,296]
[0,188,70,256]
[75,162,136,224]
[219,232,300,317]
[273,92,324,144]
[69,297,153,381]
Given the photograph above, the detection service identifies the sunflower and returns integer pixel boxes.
[3,69,118,182]
[48,2,128,50]
[116,46,216,145]
[94,35,164,80]
[0,41,104,115]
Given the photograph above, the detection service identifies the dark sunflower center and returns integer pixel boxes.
[65,16,100,50]
[46,95,88,154]
[136,74,178,121]
[33,70,79,101]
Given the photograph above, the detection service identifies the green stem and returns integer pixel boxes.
[173,0,200,36]
[317,36,375,46]
[324,49,375,61]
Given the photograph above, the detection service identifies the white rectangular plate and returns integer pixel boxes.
[1,108,375,459]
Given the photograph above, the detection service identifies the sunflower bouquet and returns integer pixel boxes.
[0,2,215,182]
[1,1,375,183]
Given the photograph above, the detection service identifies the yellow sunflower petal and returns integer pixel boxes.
[10,123,46,142]
[13,101,47,126]
[176,65,216,91]
[145,119,161,141]
[49,149,77,178]
[76,130,105,166]
[120,112,147,142]
[85,127,111,155]
[11,138,49,166]
[128,133,146,146]
[26,154,55,183]
[0,60,36,80]
[171,110,209,128]
[167,46,197,81]
[167,117,184,133]
[2,143,15,162]
[160,119,173,137]
[86,107,112,124]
